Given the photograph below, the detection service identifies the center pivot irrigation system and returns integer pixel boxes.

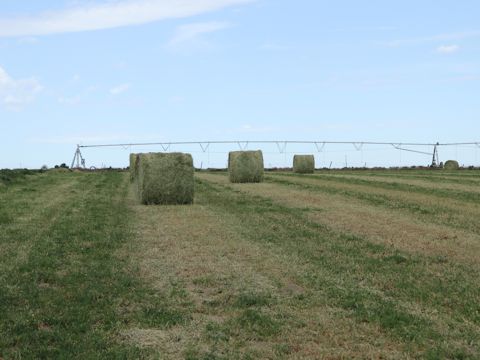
[71,140,480,169]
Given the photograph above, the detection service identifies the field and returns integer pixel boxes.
[1,168,479,359]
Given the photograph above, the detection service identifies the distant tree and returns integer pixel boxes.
[54,163,69,169]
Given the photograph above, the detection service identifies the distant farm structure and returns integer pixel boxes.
[71,140,480,170]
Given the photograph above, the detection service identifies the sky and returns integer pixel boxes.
[0,0,479,169]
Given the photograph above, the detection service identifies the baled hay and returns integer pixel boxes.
[129,153,137,181]
[444,160,460,170]
[293,155,315,174]
[137,152,194,205]
[228,150,264,183]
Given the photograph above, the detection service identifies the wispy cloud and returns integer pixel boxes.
[437,44,460,54]
[387,30,480,47]
[168,21,231,47]
[0,66,43,110]
[0,0,253,37]
[110,83,130,95]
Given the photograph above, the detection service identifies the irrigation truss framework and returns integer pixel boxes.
[71,140,480,169]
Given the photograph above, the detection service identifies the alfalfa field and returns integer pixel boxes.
[0,168,479,359]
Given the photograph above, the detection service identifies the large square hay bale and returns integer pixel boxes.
[129,153,137,181]
[228,150,264,183]
[293,155,315,174]
[444,160,459,170]
[137,152,194,205]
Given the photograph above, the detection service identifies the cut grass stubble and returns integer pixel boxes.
[191,175,480,358]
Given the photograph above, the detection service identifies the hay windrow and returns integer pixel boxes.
[228,151,264,183]
[136,152,194,205]
[444,160,460,170]
[293,155,315,174]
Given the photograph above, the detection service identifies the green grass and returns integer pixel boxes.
[193,177,480,358]
[326,170,480,186]
[0,168,37,186]
[1,169,479,359]
[266,174,480,234]
[234,292,272,308]
[282,172,480,204]
[0,171,190,359]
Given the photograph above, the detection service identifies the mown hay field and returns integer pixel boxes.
[0,168,479,359]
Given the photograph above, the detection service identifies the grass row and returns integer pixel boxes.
[195,177,480,358]
[0,172,190,359]
[326,170,480,183]
[265,174,480,235]
[323,169,480,177]
[2,170,479,358]
[278,172,480,205]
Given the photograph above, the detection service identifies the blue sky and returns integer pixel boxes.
[0,0,479,168]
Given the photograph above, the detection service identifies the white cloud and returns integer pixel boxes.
[0,66,43,110]
[110,83,130,95]
[168,21,231,46]
[0,0,253,37]
[437,44,460,54]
